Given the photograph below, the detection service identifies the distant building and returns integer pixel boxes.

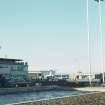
[95,73,105,83]
[71,72,95,81]
[40,70,56,79]
[28,71,43,80]
[0,58,28,83]
[54,74,70,80]
[28,70,56,80]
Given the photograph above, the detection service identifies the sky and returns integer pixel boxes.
[0,0,105,74]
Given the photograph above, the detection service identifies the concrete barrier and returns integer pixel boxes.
[0,86,75,95]
[0,86,55,94]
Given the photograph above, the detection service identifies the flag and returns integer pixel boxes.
[94,0,104,2]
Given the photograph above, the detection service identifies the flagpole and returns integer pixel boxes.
[98,0,104,84]
[87,0,91,86]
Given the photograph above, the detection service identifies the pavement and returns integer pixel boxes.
[75,87,105,92]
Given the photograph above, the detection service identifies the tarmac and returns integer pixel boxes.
[75,86,105,92]
[10,87,105,105]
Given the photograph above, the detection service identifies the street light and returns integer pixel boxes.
[99,0,104,85]
[86,0,104,86]
[86,0,92,86]
[94,0,104,84]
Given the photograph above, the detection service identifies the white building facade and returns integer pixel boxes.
[54,74,70,80]
[28,71,43,80]
[28,70,56,80]
[71,72,95,81]
[40,70,56,79]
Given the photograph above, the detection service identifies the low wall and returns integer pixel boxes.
[13,92,105,105]
[0,86,75,95]
[0,86,55,94]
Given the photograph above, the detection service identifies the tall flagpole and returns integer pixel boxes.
[98,0,104,84]
[87,0,91,86]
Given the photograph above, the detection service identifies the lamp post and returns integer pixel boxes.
[86,0,92,86]
[86,0,104,86]
[94,0,104,84]
[99,0,104,84]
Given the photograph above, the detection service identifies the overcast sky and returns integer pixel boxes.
[0,0,105,73]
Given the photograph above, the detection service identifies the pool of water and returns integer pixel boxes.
[0,90,85,105]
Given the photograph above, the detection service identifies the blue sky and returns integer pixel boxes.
[0,0,105,73]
